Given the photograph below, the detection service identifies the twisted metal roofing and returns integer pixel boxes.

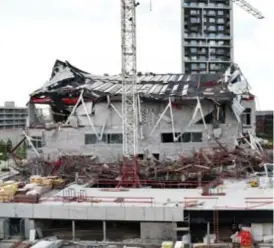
[31,60,233,100]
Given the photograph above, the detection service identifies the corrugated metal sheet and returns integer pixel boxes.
[31,60,232,100]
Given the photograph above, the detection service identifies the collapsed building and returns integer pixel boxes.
[27,60,257,163]
[0,60,273,245]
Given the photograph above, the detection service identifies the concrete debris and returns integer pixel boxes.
[18,144,271,188]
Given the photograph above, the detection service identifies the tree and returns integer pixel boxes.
[0,140,8,161]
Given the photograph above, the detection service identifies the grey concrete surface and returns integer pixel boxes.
[0,203,184,222]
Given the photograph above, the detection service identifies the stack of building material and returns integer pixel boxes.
[30,175,65,189]
[52,178,66,189]
[14,183,40,203]
[0,181,18,202]
[30,176,44,185]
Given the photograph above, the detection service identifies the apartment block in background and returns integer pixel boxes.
[181,0,233,74]
[0,101,27,130]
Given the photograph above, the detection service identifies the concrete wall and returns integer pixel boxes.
[0,203,184,222]
[140,222,175,241]
[27,100,248,162]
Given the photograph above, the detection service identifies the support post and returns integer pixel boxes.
[149,101,170,136]
[102,221,107,241]
[22,131,40,157]
[207,221,210,244]
[72,220,75,241]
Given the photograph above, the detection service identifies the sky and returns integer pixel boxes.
[0,0,273,110]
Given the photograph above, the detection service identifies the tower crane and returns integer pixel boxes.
[117,0,140,187]
[117,0,263,187]
[231,0,264,19]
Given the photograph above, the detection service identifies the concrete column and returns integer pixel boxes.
[206,222,210,244]
[72,220,75,240]
[24,219,35,239]
[102,221,107,241]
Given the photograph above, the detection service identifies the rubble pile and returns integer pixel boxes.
[20,146,271,187]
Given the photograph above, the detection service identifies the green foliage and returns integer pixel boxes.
[6,139,12,151]
[0,139,27,161]
[0,139,8,161]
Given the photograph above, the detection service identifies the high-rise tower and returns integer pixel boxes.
[181,0,234,74]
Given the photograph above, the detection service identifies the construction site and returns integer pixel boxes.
[0,0,273,248]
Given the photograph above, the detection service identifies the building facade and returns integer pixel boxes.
[181,0,233,74]
[256,111,273,140]
[0,102,27,130]
[26,60,255,162]
[0,102,27,144]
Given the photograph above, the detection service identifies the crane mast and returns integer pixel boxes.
[121,0,139,157]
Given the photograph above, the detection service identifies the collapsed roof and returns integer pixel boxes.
[29,60,253,124]
[30,60,252,103]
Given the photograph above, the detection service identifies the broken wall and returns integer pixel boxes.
[27,100,242,162]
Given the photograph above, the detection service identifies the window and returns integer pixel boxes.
[190,17,200,23]
[161,133,180,143]
[31,136,43,148]
[209,18,215,23]
[191,64,198,70]
[109,134,123,144]
[208,10,216,15]
[199,48,206,54]
[190,10,199,15]
[192,132,202,142]
[198,56,206,60]
[190,48,197,53]
[209,48,216,54]
[217,10,224,15]
[199,63,206,69]
[182,132,191,143]
[218,25,224,31]
[217,18,225,24]
[85,133,123,144]
[85,134,97,144]
[161,132,202,143]
[210,63,217,70]
[241,108,252,126]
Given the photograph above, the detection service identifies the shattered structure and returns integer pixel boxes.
[27,60,256,164]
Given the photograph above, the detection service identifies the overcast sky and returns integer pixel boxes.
[0,0,273,110]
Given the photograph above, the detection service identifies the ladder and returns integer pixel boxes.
[213,210,219,242]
